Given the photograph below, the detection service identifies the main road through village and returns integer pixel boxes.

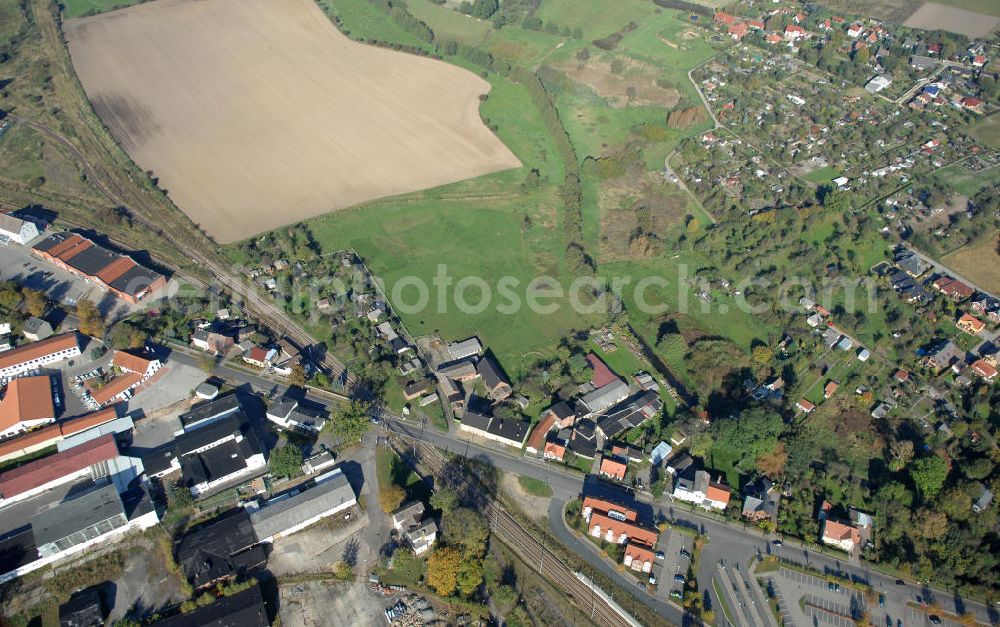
[167,348,997,627]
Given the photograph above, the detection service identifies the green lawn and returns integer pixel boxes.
[803,166,842,184]
[60,0,136,18]
[517,475,553,497]
[932,163,1000,197]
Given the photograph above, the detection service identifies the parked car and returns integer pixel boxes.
[886,615,892,627]
[679,548,691,558]
[649,575,656,586]
[772,539,783,547]
[879,594,885,607]
[895,579,905,585]
[637,582,646,590]
[674,574,686,584]
[655,551,665,561]
[929,616,941,625]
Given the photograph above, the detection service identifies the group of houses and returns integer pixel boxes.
[429,337,530,448]
[526,353,662,476]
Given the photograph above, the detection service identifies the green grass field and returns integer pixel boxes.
[534,0,656,42]
[517,475,553,497]
[933,163,1000,197]
[968,115,1000,150]
[319,0,434,51]
[803,166,842,184]
[60,0,136,18]
[406,0,493,45]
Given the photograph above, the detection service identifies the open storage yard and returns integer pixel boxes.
[63,0,520,243]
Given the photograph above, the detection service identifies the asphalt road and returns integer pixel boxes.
[182,352,998,627]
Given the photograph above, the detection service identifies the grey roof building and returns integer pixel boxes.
[152,583,269,627]
[447,337,483,361]
[577,379,629,416]
[176,509,265,588]
[32,484,128,558]
[58,586,105,627]
[973,485,993,513]
[179,393,242,433]
[249,468,357,541]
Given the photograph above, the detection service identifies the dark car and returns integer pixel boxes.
[879,594,885,607]
[773,540,783,547]
[895,579,905,585]
[674,574,686,584]
[929,616,941,625]
[680,548,691,558]
[886,616,892,627]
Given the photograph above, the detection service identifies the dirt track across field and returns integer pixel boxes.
[902,2,1000,38]
[64,0,520,243]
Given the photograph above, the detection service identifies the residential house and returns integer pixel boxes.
[623,542,655,573]
[742,478,780,522]
[820,518,860,552]
[457,409,530,448]
[673,469,730,510]
[477,355,512,401]
[665,453,693,476]
[865,76,892,93]
[542,401,576,429]
[403,380,432,400]
[190,328,234,356]
[824,380,839,399]
[392,501,437,555]
[598,455,627,481]
[650,441,672,466]
[242,346,271,368]
[265,395,327,434]
[543,441,566,461]
[0,376,55,440]
[922,341,965,373]
[525,412,556,456]
[566,421,598,459]
[796,399,816,414]
[0,333,80,379]
[175,508,266,588]
[933,277,974,301]
[970,359,997,383]
[594,390,661,439]
[587,511,658,547]
[956,313,985,336]
[972,484,993,513]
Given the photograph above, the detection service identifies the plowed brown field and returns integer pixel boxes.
[64,0,520,242]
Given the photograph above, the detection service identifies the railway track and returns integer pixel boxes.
[394,436,643,627]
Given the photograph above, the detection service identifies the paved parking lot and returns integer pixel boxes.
[654,528,693,601]
[768,567,868,627]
